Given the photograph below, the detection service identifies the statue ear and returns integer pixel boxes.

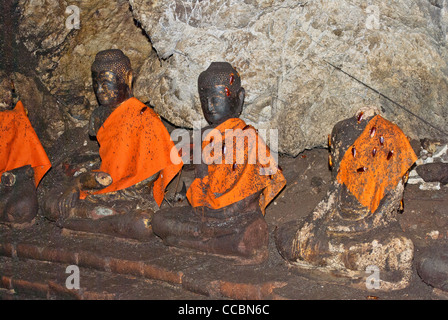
[125,70,133,90]
[236,87,245,116]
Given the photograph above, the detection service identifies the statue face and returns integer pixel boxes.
[92,71,129,108]
[199,84,245,126]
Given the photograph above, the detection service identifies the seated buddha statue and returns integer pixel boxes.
[42,49,182,240]
[152,62,286,263]
[0,77,51,225]
[275,107,418,290]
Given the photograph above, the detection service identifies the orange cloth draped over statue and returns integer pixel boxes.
[337,115,417,213]
[79,97,183,207]
[186,118,286,215]
[0,101,51,186]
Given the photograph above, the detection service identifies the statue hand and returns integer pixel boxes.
[58,186,81,219]
[52,171,112,220]
[78,171,112,191]
[326,182,404,234]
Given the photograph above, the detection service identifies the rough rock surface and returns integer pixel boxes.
[417,162,448,184]
[0,70,64,150]
[17,0,155,132]
[129,0,448,156]
[11,72,65,150]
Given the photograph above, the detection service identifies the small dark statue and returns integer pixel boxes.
[42,49,181,240]
[152,62,286,263]
[0,78,51,226]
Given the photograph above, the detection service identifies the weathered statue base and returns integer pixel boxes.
[153,204,269,265]
[59,210,154,241]
[276,178,416,291]
[43,177,157,241]
[275,177,414,291]
[276,223,413,291]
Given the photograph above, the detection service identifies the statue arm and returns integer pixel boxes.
[88,107,101,137]
[326,181,404,234]
[89,106,114,137]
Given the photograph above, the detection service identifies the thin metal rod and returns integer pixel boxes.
[324,59,448,136]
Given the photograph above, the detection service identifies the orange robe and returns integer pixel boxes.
[337,115,417,213]
[187,118,286,215]
[0,101,51,186]
[79,97,183,207]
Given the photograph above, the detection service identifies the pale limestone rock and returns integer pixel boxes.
[130,0,448,156]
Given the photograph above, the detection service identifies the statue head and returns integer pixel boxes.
[91,49,133,108]
[198,62,245,126]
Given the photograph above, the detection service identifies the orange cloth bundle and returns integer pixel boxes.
[0,101,51,186]
[337,115,417,213]
[187,118,286,215]
[79,97,183,207]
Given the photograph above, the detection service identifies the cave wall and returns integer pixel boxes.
[3,0,448,155]
[14,0,155,148]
